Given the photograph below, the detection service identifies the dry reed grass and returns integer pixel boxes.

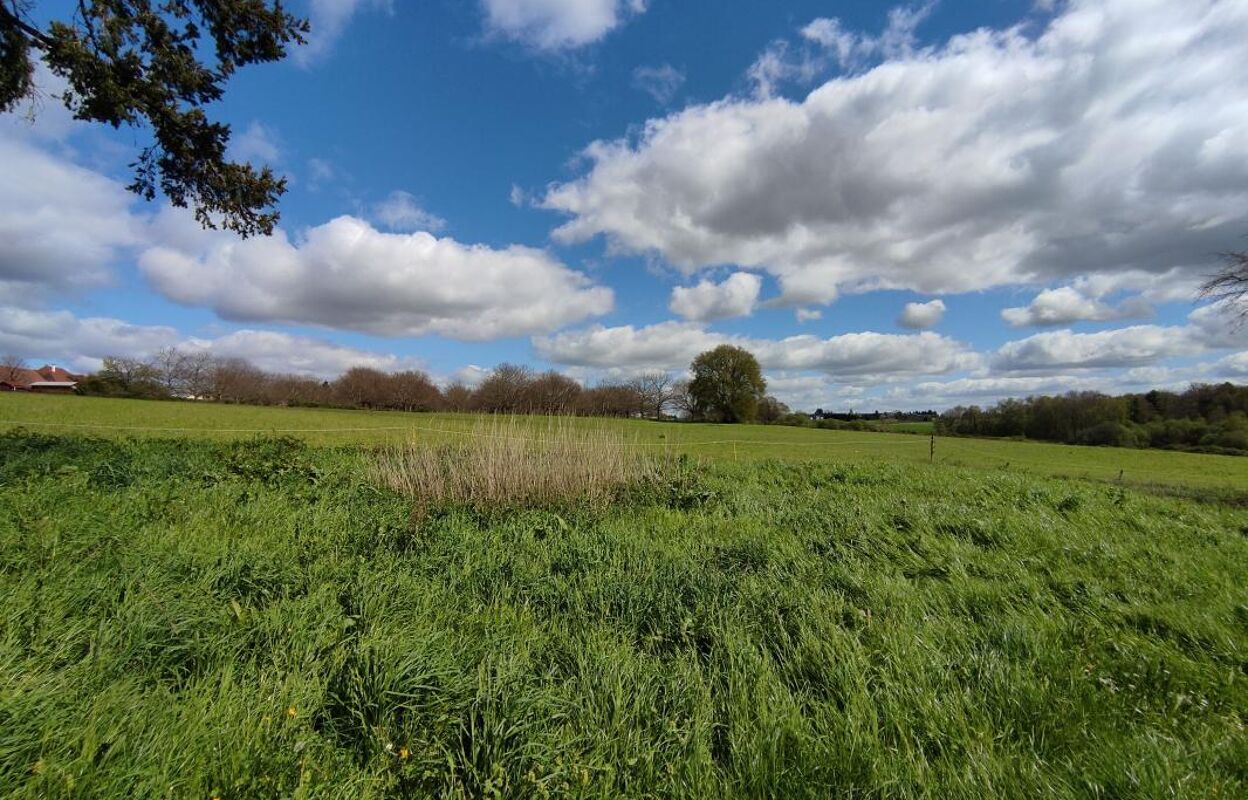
[373,416,665,509]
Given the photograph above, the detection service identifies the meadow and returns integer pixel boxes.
[3,393,1247,494]
[1,396,1246,798]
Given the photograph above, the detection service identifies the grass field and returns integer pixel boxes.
[3,393,1247,494]
[1,429,1245,798]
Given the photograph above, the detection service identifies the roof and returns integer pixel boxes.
[37,365,81,382]
[29,381,78,388]
[1,365,83,389]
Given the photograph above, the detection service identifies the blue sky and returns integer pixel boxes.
[3,0,1248,410]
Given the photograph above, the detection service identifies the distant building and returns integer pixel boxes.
[0,365,82,393]
[28,381,79,394]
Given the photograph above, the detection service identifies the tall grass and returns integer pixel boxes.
[2,431,1247,798]
[373,416,666,509]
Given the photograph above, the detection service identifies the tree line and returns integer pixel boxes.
[937,384,1248,455]
[79,349,685,418]
[76,344,795,423]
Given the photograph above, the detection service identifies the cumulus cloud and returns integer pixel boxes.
[669,272,762,321]
[480,0,646,50]
[1218,351,1248,377]
[1001,286,1152,327]
[370,191,447,233]
[0,307,178,371]
[993,302,1248,372]
[535,321,720,370]
[796,308,822,323]
[0,137,138,300]
[0,306,418,377]
[544,0,1248,306]
[898,299,945,329]
[534,320,977,378]
[139,212,613,340]
[296,0,392,65]
[230,121,282,164]
[992,325,1201,372]
[183,330,415,377]
[632,64,686,104]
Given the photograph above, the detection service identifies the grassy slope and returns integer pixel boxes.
[1,432,1245,798]
[2,393,1247,492]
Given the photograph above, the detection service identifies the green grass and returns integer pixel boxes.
[1,430,1246,798]
[2,393,1247,493]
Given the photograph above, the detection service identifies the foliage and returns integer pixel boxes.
[939,384,1248,455]
[0,1,308,237]
[1,432,1246,797]
[687,345,766,423]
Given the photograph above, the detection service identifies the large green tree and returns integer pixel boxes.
[687,345,766,423]
[0,0,308,237]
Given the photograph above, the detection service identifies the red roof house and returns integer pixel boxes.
[1,365,82,392]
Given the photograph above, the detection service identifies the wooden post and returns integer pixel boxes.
[929,433,935,463]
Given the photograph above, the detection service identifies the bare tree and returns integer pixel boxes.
[180,351,218,400]
[1,354,28,385]
[628,372,675,419]
[443,382,474,412]
[669,379,695,419]
[151,347,191,395]
[524,371,582,414]
[1200,250,1248,326]
[388,370,443,412]
[473,364,533,413]
[211,358,268,404]
[334,366,388,409]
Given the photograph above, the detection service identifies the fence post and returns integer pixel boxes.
[929,433,935,463]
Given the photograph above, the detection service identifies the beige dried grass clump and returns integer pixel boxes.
[374,417,664,509]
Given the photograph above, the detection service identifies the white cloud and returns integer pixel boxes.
[992,325,1201,372]
[230,121,282,164]
[0,306,416,377]
[0,137,138,300]
[139,212,613,341]
[535,321,721,370]
[534,320,977,378]
[751,3,935,98]
[544,0,1248,305]
[184,329,414,377]
[296,0,392,65]
[480,0,646,50]
[632,64,686,104]
[0,307,178,371]
[1218,351,1248,377]
[370,191,447,233]
[668,272,762,321]
[1001,286,1152,327]
[448,364,492,387]
[993,303,1248,372]
[898,299,945,329]
[796,308,822,322]
[307,158,336,186]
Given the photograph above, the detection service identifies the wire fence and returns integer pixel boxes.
[5,417,1237,490]
[0,417,928,449]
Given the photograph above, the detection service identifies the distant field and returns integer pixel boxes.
[3,393,1246,492]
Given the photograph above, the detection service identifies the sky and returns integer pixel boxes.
[3,0,1248,411]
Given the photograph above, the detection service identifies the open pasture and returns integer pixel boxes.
[1,429,1246,798]
[2,393,1246,493]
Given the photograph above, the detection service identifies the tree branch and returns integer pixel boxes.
[0,3,54,49]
